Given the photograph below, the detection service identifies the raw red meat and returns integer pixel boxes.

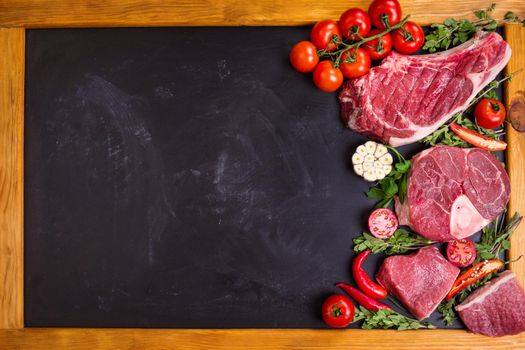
[395,146,510,242]
[376,246,459,320]
[456,271,525,337]
[339,32,511,146]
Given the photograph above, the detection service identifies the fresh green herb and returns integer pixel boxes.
[422,4,525,53]
[366,146,410,208]
[353,229,434,255]
[437,298,457,326]
[353,306,435,330]
[437,273,497,326]
[421,113,500,147]
[437,212,523,325]
[475,212,523,261]
[420,73,519,147]
[504,11,525,27]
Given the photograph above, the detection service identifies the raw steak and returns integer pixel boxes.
[395,146,510,242]
[456,271,525,337]
[339,31,511,146]
[376,246,459,320]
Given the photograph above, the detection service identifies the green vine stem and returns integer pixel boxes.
[318,15,411,67]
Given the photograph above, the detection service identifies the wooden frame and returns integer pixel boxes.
[1,1,525,349]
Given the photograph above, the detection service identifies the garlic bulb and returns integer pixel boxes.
[351,141,393,182]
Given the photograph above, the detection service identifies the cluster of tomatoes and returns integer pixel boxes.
[289,0,424,92]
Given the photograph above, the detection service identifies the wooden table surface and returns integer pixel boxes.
[1,1,525,349]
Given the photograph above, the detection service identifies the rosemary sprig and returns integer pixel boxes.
[475,212,523,261]
[353,229,434,255]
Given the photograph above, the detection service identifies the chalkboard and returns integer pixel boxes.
[25,27,453,328]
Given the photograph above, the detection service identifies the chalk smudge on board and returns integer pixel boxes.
[75,74,176,265]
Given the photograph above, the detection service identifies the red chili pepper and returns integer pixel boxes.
[336,283,392,311]
[449,122,507,151]
[352,250,388,299]
[446,259,504,300]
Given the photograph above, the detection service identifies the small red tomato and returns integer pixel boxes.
[368,0,402,29]
[340,48,371,79]
[310,20,341,52]
[474,98,507,129]
[338,8,372,40]
[392,21,425,54]
[368,208,398,239]
[446,239,477,267]
[289,41,319,73]
[313,61,343,92]
[321,294,355,328]
[363,29,393,60]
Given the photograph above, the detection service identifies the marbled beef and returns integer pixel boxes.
[395,146,510,242]
[376,246,459,320]
[456,271,525,337]
[339,32,511,146]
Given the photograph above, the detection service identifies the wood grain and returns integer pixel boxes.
[0,328,524,350]
[0,3,523,349]
[0,28,24,330]
[0,0,524,28]
[505,23,525,287]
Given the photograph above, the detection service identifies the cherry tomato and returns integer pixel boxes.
[313,61,343,92]
[338,8,372,40]
[474,98,507,129]
[368,0,402,29]
[368,208,398,239]
[446,239,477,267]
[363,29,392,60]
[321,294,354,328]
[340,48,371,79]
[310,20,341,52]
[392,21,425,54]
[289,41,319,73]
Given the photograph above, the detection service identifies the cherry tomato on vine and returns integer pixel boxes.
[368,0,402,29]
[338,8,372,40]
[363,29,392,60]
[310,20,341,52]
[313,61,343,92]
[321,294,354,328]
[474,98,507,129]
[340,48,371,79]
[392,21,425,54]
[289,41,320,73]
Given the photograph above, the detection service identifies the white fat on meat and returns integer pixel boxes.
[456,271,515,311]
[449,194,490,239]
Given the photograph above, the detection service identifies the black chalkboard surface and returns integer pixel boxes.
[25,27,435,328]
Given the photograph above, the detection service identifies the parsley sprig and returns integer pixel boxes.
[366,146,410,208]
[353,229,434,255]
[354,306,435,330]
[423,4,525,53]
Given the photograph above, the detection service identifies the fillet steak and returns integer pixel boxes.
[376,246,459,320]
[456,271,525,337]
[395,146,510,242]
[339,31,511,146]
